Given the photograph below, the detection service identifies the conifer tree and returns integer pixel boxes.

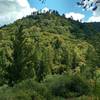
[6,25,34,86]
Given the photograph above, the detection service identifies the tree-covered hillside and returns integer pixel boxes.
[0,11,100,100]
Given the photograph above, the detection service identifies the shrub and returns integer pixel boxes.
[43,74,91,98]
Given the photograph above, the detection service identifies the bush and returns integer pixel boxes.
[0,79,49,100]
[43,74,91,98]
[69,75,92,96]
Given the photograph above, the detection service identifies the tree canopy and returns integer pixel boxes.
[0,11,100,99]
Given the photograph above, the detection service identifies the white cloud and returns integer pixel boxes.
[88,3,100,22]
[41,7,49,13]
[93,3,100,16]
[65,12,85,21]
[17,0,30,8]
[88,16,100,22]
[0,0,37,26]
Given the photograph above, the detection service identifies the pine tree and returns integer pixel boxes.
[6,25,34,86]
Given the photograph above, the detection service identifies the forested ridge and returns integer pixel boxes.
[0,11,100,100]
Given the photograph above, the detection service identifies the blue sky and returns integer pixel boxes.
[0,0,100,26]
[28,0,92,21]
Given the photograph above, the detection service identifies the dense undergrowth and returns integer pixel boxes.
[0,11,100,99]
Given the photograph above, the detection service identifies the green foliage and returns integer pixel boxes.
[43,74,91,98]
[0,11,100,99]
[0,74,93,100]
[0,79,49,100]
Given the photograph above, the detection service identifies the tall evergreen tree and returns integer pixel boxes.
[6,25,35,86]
